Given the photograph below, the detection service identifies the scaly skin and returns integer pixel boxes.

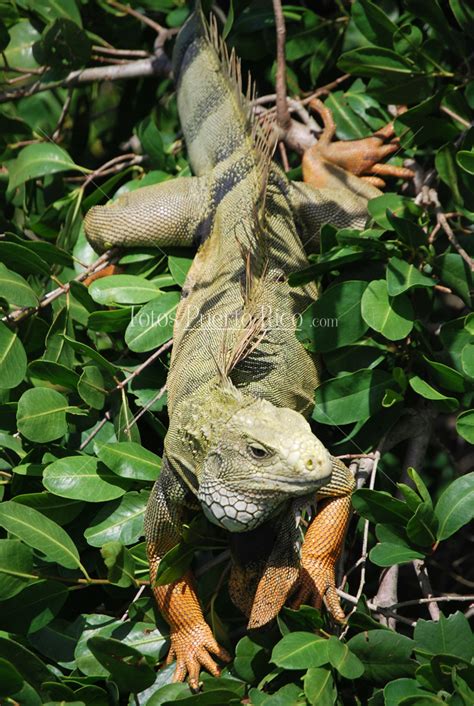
[84,4,410,688]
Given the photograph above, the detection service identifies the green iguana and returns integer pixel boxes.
[84,4,411,689]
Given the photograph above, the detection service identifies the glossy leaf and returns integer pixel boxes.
[97,441,161,481]
[434,472,474,540]
[43,455,128,501]
[0,501,81,570]
[8,143,84,190]
[0,322,27,389]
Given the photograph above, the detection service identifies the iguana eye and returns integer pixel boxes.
[248,443,268,459]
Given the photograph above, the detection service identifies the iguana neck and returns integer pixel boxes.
[165,380,254,485]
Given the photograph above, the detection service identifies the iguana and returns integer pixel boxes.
[84,4,411,689]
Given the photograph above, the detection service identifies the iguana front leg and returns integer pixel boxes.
[289,459,355,622]
[84,175,211,252]
[145,459,230,689]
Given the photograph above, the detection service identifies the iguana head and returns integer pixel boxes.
[197,397,332,532]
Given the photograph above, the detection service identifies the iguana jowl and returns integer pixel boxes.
[84,5,411,688]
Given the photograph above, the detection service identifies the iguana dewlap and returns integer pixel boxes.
[84,6,410,689]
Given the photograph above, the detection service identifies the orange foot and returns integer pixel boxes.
[303,97,414,190]
[288,557,345,623]
[166,622,231,690]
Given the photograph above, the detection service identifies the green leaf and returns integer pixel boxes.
[338,47,415,78]
[462,343,474,378]
[297,280,368,353]
[43,455,128,502]
[233,636,269,684]
[0,501,81,570]
[137,116,165,169]
[222,0,234,39]
[77,365,105,409]
[370,541,425,566]
[327,636,364,678]
[17,388,71,442]
[28,359,79,390]
[456,409,474,443]
[408,376,459,412]
[0,242,50,277]
[450,0,474,37]
[0,579,68,634]
[352,489,412,524]
[351,0,396,46]
[125,292,179,353]
[61,335,118,375]
[434,253,472,305]
[87,636,156,692]
[0,657,24,697]
[384,678,433,706]
[368,194,421,229]
[406,502,438,547]
[414,611,474,662]
[421,356,465,393]
[100,541,135,587]
[361,280,414,341]
[435,472,474,540]
[324,92,369,139]
[8,143,84,191]
[97,441,161,481]
[84,490,149,547]
[313,369,395,425]
[348,630,414,683]
[457,149,474,174]
[0,539,35,599]
[0,322,27,389]
[168,253,193,287]
[303,666,336,706]
[2,20,40,71]
[386,258,435,296]
[89,275,164,306]
[271,632,329,669]
[0,263,38,309]
[154,542,195,586]
[34,18,90,71]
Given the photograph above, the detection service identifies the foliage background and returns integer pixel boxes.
[0,0,473,704]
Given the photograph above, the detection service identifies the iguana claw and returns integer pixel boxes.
[289,558,346,623]
[166,623,231,690]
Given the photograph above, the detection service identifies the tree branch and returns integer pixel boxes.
[0,53,171,104]
[272,0,291,132]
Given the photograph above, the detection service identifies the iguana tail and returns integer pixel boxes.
[172,3,256,176]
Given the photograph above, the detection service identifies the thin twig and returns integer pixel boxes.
[412,560,441,620]
[79,412,112,451]
[437,210,474,272]
[92,45,151,58]
[120,584,147,621]
[52,90,73,142]
[353,452,380,606]
[272,0,291,132]
[116,342,172,391]
[2,249,119,325]
[125,384,167,433]
[338,589,416,627]
[107,0,168,34]
[440,105,472,128]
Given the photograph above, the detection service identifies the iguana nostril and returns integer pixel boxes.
[306,458,314,470]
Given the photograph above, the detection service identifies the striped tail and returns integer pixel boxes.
[172,6,254,176]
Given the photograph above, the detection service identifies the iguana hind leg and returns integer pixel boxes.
[289,458,355,623]
[302,98,414,190]
[84,175,211,253]
[145,458,230,689]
